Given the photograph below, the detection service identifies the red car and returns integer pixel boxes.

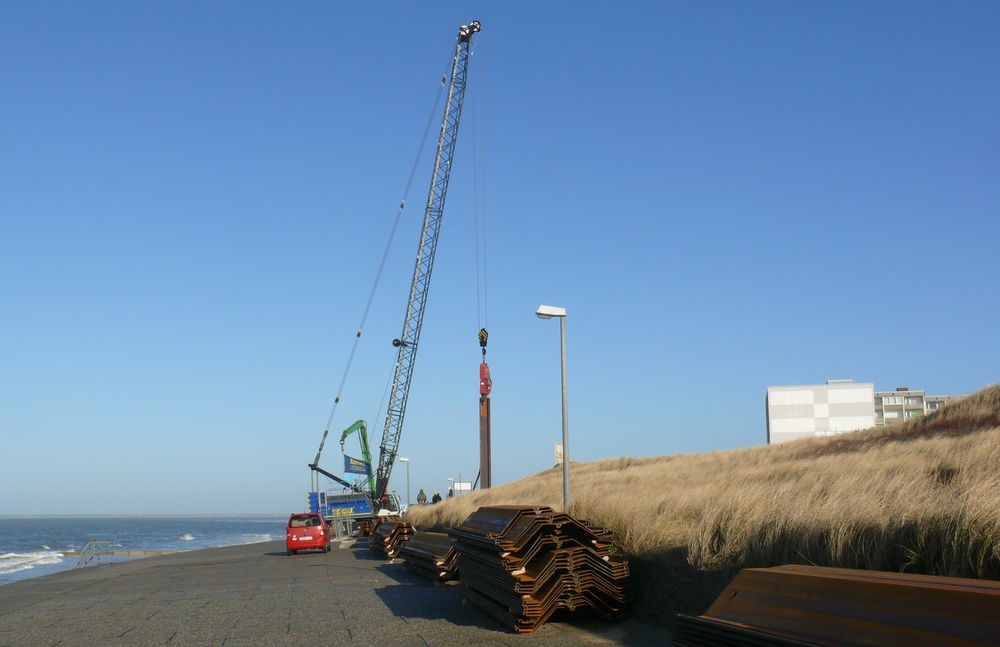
[286,512,330,555]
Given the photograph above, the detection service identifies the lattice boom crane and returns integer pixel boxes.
[374,20,481,502]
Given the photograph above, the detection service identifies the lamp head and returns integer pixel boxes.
[536,304,567,319]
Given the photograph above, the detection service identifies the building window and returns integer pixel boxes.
[885,410,901,419]
[905,396,922,405]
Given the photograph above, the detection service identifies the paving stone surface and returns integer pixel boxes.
[0,540,667,646]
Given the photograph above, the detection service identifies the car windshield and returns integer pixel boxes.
[289,515,317,528]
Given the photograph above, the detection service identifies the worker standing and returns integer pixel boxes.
[416,489,427,505]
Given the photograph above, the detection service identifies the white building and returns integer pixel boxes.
[766,380,875,444]
[874,387,960,426]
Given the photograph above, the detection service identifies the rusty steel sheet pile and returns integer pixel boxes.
[448,505,629,633]
[673,564,1000,647]
[399,531,459,582]
[368,519,415,559]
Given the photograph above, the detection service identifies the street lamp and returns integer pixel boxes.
[399,457,411,509]
[536,304,570,511]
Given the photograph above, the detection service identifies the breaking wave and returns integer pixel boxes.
[0,551,65,576]
[178,533,194,541]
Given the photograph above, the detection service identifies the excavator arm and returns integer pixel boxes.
[339,419,376,496]
[307,462,365,494]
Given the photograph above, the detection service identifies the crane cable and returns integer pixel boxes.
[470,37,494,408]
[313,69,450,468]
[471,36,490,334]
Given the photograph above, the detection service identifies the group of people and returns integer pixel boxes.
[415,488,453,505]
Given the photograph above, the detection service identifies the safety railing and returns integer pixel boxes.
[73,540,115,568]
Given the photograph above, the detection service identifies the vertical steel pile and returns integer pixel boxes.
[674,565,1000,646]
[449,506,629,633]
[368,519,415,559]
[399,531,459,582]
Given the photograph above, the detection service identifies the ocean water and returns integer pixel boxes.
[0,516,286,585]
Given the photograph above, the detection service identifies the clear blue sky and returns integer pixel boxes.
[2,3,998,514]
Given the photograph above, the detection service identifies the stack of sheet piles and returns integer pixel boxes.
[368,519,415,559]
[449,506,629,633]
[400,531,459,582]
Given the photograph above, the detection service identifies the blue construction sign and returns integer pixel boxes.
[343,454,371,476]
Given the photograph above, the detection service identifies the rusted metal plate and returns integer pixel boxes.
[674,565,1000,646]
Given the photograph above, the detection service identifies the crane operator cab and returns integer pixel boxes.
[375,492,403,516]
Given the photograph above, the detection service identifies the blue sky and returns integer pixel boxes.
[2,2,997,514]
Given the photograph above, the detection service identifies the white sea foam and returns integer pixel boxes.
[233,533,274,545]
[0,551,65,576]
[178,533,194,541]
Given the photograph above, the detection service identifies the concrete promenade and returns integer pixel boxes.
[0,540,666,646]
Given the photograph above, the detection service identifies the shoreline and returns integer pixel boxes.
[1,539,274,587]
[60,549,186,557]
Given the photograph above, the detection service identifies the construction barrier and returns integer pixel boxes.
[400,531,459,582]
[369,519,415,559]
[673,564,1000,646]
[449,505,629,633]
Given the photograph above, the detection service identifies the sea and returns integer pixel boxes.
[0,516,286,586]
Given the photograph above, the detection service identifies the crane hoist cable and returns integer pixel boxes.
[470,35,490,333]
[311,69,450,471]
[470,36,493,402]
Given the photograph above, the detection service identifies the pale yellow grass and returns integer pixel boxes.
[407,384,1000,584]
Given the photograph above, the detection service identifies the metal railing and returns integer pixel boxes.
[73,540,115,568]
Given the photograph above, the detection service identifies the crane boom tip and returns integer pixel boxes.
[459,21,481,40]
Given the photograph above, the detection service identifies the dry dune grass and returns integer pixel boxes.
[406,384,1000,618]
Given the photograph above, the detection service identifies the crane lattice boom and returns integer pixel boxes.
[375,21,481,501]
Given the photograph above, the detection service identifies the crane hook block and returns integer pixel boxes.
[478,328,488,348]
[479,361,492,396]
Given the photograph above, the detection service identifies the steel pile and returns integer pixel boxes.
[368,519,415,559]
[673,564,1000,646]
[449,506,629,633]
[399,531,459,582]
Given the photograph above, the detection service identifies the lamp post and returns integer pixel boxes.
[399,457,410,510]
[536,304,570,511]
